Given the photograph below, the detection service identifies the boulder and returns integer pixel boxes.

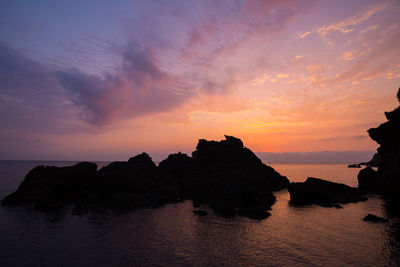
[363,214,389,223]
[358,166,380,193]
[288,177,367,205]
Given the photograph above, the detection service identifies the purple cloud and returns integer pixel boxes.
[1,0,313,129]
[56,44,186,125]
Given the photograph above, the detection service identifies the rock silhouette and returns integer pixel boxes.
[159,136,289,217]
[358,88,400,200]
[288,177,367,206]
[2,135,289,219]
[2,162,98,211]
[348,164,361,168]
[363,214,389,223]
[358,166,380,193]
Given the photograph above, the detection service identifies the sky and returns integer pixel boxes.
[0,0,399,161]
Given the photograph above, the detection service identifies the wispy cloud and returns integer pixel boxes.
[1,0,311,128]
[316,2,387,46]
[297,2,388,46]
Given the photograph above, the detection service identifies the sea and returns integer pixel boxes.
[0,160,399,266]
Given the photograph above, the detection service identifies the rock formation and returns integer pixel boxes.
[288,177,367,206]
[363,214,389,223]
[2,162,98,211]
[2,135,289,219]
[358,88,400,200]
[159,135,289,218]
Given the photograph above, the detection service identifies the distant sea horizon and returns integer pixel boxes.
[0,150,376,164]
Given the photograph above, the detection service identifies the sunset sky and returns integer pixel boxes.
[1,0,399,161]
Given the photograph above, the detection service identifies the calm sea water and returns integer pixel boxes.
[0,161,399,266]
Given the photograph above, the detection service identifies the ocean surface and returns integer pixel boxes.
[0,161,399,266]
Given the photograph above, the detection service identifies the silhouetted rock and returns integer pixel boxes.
[358,88,400,200]
[358,166,380,193]
[97,153,158,194]
[288,177,367,205]
[2,135,288,220]
[348,164,361,168]
[363,214,389,223]
[360,152,382,167]
[2,162,98,209]
[159,135,289,218]
[97,153,181,200]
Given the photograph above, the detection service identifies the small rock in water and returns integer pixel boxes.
[363,214,389,223]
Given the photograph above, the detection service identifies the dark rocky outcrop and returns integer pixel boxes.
[358,88,400,200]
[360,152,382,167]
[2,136,288,220]
[288,177,367,206]
[363,214,389,223]
[2,162,98,211]
[159,135,289,217]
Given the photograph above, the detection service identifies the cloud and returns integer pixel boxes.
[297,2,388,46]
[341,51,357,61]
[1,0,316,130]
[56,44,187,125]
[333,29,400,84]
[277,73,290,78]
[0,43,83,133]
[297,31,311,39]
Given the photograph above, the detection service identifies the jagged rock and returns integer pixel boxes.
[159,135,288,218]
[363,214,389,223]
[97,153,158,194]
[359,88,400,200]
[2,135,288,220]
[288,177,367,205]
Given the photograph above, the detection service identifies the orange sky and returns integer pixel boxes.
[0,0,399,160]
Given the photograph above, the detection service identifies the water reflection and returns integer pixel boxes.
[1,163,399,266]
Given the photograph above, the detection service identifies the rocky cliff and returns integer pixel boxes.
[358,88,400,200]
